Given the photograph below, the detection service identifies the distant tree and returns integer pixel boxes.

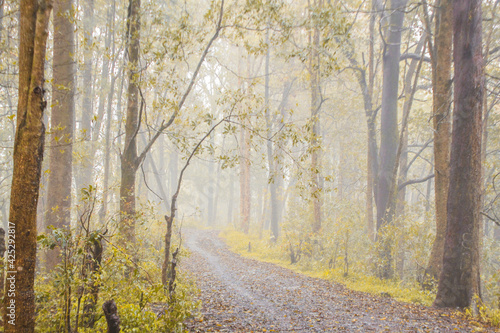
[239,52,251,234]
[434,0,483,308]
[45,0,76,270]
[309,0,323,234]
[264,27,280,240]
[77,0,94,195]
[376,0,408,279]
[4,0,53,331]
[99,0,118,224]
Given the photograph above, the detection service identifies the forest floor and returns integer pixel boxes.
[181,229,496,332]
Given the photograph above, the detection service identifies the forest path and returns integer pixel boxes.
[181,229,493,332]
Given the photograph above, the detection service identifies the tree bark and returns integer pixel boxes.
[161,215,173,285]
[4,1,52,331]
[426,0,452,282]
[102,300,120,333]
[434,0,483,308]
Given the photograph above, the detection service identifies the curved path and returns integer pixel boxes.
[182,229,494,332]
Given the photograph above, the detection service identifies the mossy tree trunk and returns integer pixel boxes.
[4,0,52,331]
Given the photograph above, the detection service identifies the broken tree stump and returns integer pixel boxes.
[102,299,120,333]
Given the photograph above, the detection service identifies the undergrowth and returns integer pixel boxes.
[36,240,200,333]
[35,189,200,332]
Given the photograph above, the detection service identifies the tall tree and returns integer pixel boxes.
[336,1,380,240]
[375,0,408,279]
[239,52,251,234]
[119,0,225,242]
[45,0,76,270]
[425,0,452,281]
[264,27,280,240]
[366,0,379,241]
[310,0,322,233]
[120,0,142,242]
[99,0,118,224]
[77,0,94,196]
[239,112,251,234]
[4,0,52,331]
[434,0,483,308]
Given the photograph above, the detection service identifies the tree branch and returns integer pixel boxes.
[164,0,225,130]
[135,0,225,165]
[481,212,500,226]
[405,137,433,173]
[400,52,431,63]
[398,174,435,191]
[170,112,234,221]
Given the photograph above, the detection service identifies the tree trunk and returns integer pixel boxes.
[207,139,215,226]
[119,0,141,243]
[375,0,408,279]
[338,2,379,240]
[82,238,103,328]
[77,0,94,197]
[310,0,322,233]
[239,126,251,234]
[426,0,452,282]
[227,172,234,225]
[239,55,251,234]
[100,17,118,224]
[264,28,279,240]
[45,0,76,271]
[4,1,52,331]
[102,300,120,333]
[161,215,173,286]
[434,0,483,308]
[366,0,378,242]
[212,147,223,227]
[169,150,178,198]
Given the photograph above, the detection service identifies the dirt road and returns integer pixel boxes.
[181,229,494,332]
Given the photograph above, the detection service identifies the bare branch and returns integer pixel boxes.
[164,0,225,129]
[398,174,435,191]
[405,137,433,173]
[481,212,500,226]
[400,52,431,63]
